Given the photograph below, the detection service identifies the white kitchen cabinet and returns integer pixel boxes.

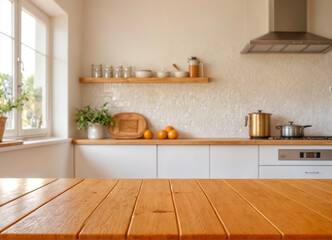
[158,145,209,178]
[210,145,259,179]
[260,166,332,179]
[259,146,332,179]
[75,145,156,178]
[0,142,73,178]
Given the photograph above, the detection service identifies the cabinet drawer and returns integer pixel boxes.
[260,146,332,166]
[158,145,209,179]
[260,166,332,179]
[210,145,258,179]
[75,145,157,178]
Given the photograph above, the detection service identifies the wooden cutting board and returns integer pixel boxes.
[108,113,147,139]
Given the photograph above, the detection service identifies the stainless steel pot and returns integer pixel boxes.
[276,121,312,137]
[245,110,271,139]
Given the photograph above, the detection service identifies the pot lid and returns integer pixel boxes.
[249,110,272,115]
[276,121,312,129]
[286,121,300,126]
[282,121,304,127]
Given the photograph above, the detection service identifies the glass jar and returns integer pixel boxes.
[104,65,113,78]
[114,66,123,78]
[91,64,102,78]
[123,66,132,78]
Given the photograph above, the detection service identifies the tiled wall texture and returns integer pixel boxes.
[79,0,332,138]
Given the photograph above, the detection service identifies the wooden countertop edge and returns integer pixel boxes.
[72,138,332,145]
[0,140,23,148]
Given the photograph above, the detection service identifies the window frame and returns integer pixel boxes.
[0,0,16,137]
[3,0,51,139]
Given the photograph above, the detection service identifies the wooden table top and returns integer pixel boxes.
[0,178,331,240]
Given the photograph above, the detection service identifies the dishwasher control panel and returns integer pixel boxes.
[279,149,332,160]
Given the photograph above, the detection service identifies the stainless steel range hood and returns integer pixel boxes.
[241,0,332,54]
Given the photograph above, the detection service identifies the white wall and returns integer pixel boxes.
[52,13,68,137]
[54,0,82,139]
[78,0,332,138]
[0,142,73,177]
[308,0,332,39]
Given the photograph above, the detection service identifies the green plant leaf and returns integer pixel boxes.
[0,73,29,116]
[74,103,116,130]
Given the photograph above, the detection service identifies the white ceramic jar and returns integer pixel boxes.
[87,123,104,139]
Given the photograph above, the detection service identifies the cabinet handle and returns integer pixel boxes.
[305,171,320,174]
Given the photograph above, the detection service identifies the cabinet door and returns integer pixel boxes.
[0,142,73,178]
[260,166,332,179]
[210,145,259,179]
[158,145,209,179]
[75,145,156,178]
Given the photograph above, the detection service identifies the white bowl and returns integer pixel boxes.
[135,70,153,78]
[174,71,189,78]
[157,71,170,78]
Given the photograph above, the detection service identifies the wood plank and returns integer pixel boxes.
[79,77,210,83]
[0,179,83,232]
[225,179,332,239]
[300,179,332,193]
[0,178,56,206]
[1,179,118,240]
[79,179,142,240]
[171,179,226,240]
[0,140,23,148]
[313,179,332,186]
[198,179,281,239]
[259,179,332,221]
[127,179,178,240]
[72,138,332,145]
[284,179,332,203]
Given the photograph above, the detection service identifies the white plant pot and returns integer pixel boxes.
[87,123,104,139]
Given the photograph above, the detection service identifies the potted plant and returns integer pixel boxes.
[75,103,116,139]
[0,73,28,142]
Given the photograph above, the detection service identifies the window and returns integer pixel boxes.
[0,0,50,138]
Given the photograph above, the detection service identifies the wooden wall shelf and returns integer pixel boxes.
[79,77,210,83]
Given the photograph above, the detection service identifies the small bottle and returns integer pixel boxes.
[114,66,123,78]
[188,57,200,78]
[91,64,102,78]
[104,65,113,78]
[123,66,132,78]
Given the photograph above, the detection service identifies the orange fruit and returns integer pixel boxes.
[165,126,174,133]
[157,130,167,139]
[168,130,179,139]
[144,130,154,139]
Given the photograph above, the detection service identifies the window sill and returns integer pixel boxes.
[0,137,72,153]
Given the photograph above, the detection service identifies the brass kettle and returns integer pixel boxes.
[245,110,271,139]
